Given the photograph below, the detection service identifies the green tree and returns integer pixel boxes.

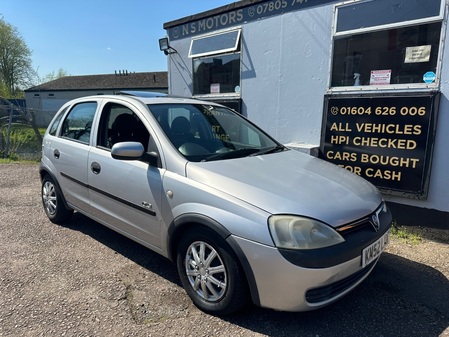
[0,17,42,155]
[0,17,36,97]
[41,68,70,83]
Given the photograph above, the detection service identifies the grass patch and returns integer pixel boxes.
[391,222,423,245]
[0,158,39,164]
[0,124,45,161]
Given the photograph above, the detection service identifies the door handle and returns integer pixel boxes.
[53,149,60,159]
[91,162,101,174]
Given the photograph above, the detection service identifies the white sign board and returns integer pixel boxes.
[370,69,392,85]
[210,83,220,94]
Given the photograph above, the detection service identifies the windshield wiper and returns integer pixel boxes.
[202,148,260,162]
[249,145,286,156]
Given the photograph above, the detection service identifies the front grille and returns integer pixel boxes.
[336,217,373,235]
[336,202,388,235]
[305,260,377,303]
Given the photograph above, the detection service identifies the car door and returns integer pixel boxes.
[87,101,164,250]
[48,101,98,211]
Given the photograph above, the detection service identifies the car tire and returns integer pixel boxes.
[176,226,249,316]
[41,175,73,224]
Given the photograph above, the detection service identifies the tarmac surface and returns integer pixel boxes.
[1,163,448,337]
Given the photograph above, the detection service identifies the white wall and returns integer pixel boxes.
[239,7,332,144]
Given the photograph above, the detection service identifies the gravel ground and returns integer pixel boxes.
[1,163,448,337]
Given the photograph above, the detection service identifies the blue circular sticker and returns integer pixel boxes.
[423,71,436,83]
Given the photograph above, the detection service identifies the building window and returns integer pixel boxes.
[190,29,241,96]
[330,0,444,89]
[189,29,241,58]
[193,54,240,95]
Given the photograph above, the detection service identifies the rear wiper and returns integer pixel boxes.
[249,145,286,156]
[202,148,259,162]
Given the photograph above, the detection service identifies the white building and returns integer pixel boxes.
[161,0,449,227]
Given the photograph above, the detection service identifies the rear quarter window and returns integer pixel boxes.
[48,107,67,136]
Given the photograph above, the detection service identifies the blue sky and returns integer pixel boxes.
[1,0,233,78]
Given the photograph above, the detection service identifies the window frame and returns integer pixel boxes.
[188,28,243,99]
[333,0,445,37]
[188,28,242,59]
[328,0,446,92]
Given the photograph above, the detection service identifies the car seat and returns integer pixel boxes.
[110,113,140,145]
[170,116,194,147]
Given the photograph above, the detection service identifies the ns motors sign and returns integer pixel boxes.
[167,0,338,40]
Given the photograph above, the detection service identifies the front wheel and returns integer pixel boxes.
[41,175,73,224]
[176,227,249,315]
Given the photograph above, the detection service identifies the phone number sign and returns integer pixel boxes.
[320,92,440,198]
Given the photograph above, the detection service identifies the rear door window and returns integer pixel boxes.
[61,102,97,144]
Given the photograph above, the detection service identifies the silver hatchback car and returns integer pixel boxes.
[40,94,392,315]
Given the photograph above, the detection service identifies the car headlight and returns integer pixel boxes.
[268,215,345,250]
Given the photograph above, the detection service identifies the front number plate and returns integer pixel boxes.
[362,230,390,268]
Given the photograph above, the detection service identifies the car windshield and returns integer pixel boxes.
[147,103,285,162]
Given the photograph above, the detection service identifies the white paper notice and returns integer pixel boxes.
[370,70,392,85]
[405,45,431,63]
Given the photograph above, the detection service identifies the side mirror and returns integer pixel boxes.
[142,151,161,167]
[111,142,145,160]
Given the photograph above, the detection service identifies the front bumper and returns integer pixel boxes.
[233,236,382,311]
[232,205,392,312]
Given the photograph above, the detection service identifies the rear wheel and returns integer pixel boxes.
[176,227,249,315]
[41,175,73,224]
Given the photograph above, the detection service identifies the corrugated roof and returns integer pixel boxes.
[25,72,168,92]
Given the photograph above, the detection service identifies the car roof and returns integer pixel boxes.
[77,92,223,107]
[117,91,167,98]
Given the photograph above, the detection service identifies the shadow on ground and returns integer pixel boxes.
[64,212,449,337]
